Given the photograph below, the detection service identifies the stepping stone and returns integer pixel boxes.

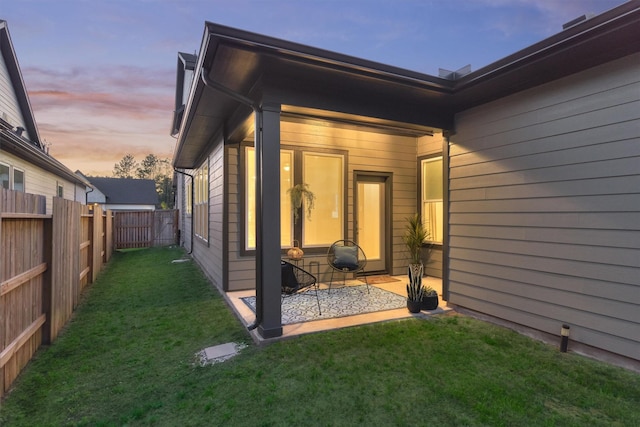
[196,342,247,366]
[204,342,238,360]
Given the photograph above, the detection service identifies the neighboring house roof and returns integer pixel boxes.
[0,19,41,148]
[87,177,158,206]
[172,1,640,169]
[0,20,88,187]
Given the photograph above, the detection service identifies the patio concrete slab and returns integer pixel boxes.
[225,275,452,344]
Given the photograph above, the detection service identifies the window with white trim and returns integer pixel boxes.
[421,156,443,244]
[57,182,64,197]
[0,162,25,192]
[0,163,9,189]
[13,168,24,192]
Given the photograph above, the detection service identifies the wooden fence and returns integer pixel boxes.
[0,189,112,399]
[114,210,177,249]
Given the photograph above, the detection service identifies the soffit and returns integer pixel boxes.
[173,26,454,168]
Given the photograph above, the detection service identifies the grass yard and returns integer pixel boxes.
[1,247,638,426]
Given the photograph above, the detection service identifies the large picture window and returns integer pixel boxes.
[194,162,208,241]
[244,146,344,251]
[421,156,443,244]
[245,147,294,249]
[302,152,343,247]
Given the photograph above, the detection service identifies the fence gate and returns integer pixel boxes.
[114,210,177,249]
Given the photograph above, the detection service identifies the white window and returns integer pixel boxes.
[13,168,24,192]
[421,156,443,244]
[57,182,64,197]
[0,163,9,189]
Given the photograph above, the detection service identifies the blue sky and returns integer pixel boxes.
[2,0,626,175]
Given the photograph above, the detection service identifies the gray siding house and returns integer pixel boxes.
[172,2,639,367]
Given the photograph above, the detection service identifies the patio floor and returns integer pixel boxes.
[226,275,452,342]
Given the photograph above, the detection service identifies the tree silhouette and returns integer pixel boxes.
[113,154,138,178]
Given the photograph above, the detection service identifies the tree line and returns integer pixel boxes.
[112,154,174,209]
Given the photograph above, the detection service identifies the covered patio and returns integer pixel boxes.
[226,274,450,341]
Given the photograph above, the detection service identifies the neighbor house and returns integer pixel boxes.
[171,2,639,367]
[0,20,90,212]
[84,176,158,211]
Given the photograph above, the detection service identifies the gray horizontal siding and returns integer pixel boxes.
[449,53,640,361]
[191,137,225,290]
[226,117,437,290]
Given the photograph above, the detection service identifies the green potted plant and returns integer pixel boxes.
[287,183,315,223]
[421,285,439,310]
[402,213,429,266]
[406,263,425,313]
[403,214,436,312]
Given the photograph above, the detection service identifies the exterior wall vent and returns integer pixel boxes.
[438,64,472,80]
[563,14,595,30]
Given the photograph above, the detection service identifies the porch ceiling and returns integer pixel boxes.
[173,23,455,169]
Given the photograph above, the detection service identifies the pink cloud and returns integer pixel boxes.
[21,64,178,176]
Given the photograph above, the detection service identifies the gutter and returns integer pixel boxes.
[199,65,264,332]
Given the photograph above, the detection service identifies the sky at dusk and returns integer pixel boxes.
[1,0,627,176]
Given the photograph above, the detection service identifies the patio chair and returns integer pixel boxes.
[326,240,370,293]
[281,260,322,315]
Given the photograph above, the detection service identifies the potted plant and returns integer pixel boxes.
[287,183,315,223]
[402,213,429,266]
[403,213,430,311]
[406,263,424,313]
[421,286,439,310]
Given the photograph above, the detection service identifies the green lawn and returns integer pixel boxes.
[1,247,638,426]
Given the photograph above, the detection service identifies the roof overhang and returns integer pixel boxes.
[173,1,640,169]
[1,127,90,187]
[172,23,454,168]
[0,20,43,149]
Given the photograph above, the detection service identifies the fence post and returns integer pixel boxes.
[92,205,102,282]
[42,216,53,345]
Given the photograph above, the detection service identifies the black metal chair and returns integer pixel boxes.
[281,260,321,315]
[326,240,369,293]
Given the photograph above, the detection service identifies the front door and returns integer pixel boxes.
[355,174,389,273]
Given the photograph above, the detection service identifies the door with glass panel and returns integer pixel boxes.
[355,175,388,273]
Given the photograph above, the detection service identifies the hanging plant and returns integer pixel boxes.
[287,183,315,223]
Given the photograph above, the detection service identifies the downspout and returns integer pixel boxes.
[173,168,195,254]
[85,186,94,205]
[200,66,264,332]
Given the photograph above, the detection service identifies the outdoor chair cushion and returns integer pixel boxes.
[333,245,358,270]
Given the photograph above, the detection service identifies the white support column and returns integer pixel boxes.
[256,103,283,338]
